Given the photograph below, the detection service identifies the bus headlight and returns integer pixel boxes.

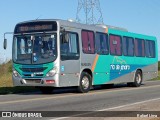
[13,69,20,77]
[46,67,57,77]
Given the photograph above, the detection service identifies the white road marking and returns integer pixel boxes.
[98,97,160,111]
[51,97,160,120]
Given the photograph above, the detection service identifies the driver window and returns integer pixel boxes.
[60,32,79,60]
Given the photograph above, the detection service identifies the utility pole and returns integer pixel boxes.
[76,0,103,24]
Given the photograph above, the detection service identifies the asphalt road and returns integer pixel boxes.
[0,80,160,119]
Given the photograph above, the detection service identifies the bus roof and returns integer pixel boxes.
[16,19,156,40]
[108,28,157,41]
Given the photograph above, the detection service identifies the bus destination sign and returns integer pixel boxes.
[15,21,57,33]
[19,25,53,32]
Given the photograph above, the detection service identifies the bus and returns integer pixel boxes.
[3,19,158,94]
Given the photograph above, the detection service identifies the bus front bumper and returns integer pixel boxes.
[12,74,59,87]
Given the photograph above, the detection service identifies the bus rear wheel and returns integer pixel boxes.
[78,72,91,93]
[39,87,54,94]
[132,70,142,87]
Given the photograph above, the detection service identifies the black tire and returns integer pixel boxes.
[78,72,92,93]
[39,87,54,94]
[132,70,142,87]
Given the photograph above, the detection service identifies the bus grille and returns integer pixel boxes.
[20,67,47,72]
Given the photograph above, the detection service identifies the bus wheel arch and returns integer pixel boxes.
[137,69,143,80]
[78,69,93,93]
[128,69,143,87]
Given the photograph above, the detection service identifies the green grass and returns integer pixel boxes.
[0,61,13,87]
[151,61,160,80]
[151,71,160,80]
[0,61,37,94]
[158,71,160,79]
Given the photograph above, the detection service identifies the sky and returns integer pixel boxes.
[0,0,160,62]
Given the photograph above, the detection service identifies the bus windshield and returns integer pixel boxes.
[13,34,57,64]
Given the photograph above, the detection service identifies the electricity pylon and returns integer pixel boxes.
[76,0,104,24]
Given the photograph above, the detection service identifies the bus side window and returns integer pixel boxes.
[109,34,122,56]
[122,37,134,56]
[82,30,95,54]
[95,32,109,54]
[60,32,79,60]
[135,38,145,57]
[145,40,155,58]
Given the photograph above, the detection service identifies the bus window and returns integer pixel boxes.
[60,32,79,60]
[95,32,109,54]
[145,40,155,58]
[135,39,145,57]
[82,30,95,54]
[109,35,122,56]
[123,37,134,56]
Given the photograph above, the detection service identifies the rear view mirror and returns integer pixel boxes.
[3,38,7,49]
[60,27,68,43]
[3,32,14,50]
[64,33,69,43]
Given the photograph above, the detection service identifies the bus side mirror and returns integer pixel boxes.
[61,27,68,43]
[3,38,7,49]
[63,33,69,43]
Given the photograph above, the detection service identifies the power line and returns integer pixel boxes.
[76,0,103,24]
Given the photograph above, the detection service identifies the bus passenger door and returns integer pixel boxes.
[59,31,80,87]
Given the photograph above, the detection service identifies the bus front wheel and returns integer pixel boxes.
[78,72,91,93]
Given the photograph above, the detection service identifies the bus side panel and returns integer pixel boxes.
[92,55,158,85]
[142,62,158,81]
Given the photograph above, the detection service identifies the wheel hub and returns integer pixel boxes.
[136,74,141,84]
[82,76,89,90]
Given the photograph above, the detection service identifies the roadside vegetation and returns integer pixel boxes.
[0,61,36,94]
[152,61,160,80]
[0,61,160,94]
[159,61,160,71]
[0,60,12,87]
[151,71,160,80]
